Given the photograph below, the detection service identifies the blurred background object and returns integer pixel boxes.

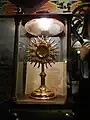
[1,0,86,14]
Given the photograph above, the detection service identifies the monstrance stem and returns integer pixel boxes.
[40,63,46,86]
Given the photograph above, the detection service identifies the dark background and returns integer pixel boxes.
[0,18,14,103]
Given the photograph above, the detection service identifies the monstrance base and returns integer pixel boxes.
[30,86,56,100]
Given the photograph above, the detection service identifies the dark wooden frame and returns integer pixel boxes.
[0,13,72,110]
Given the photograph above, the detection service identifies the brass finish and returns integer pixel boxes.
[30,63,56,100]
[27,36,58,100]
[28,36,58,68]
[30,86,56,100]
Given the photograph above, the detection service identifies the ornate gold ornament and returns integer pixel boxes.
[28,36,59,68]
[27,36,59,100]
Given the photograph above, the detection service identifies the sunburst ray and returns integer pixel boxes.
[45,63,48,68]
[52,43,59,47]
[50,47,59,51]
[50,40,55,44]
[34,62,37,67]
[38,62,40,68]
[48,62,52,67]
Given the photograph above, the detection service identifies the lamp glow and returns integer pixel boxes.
[38,18,52,31]
[77,50,80,54]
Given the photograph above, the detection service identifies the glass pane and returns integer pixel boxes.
[16,17,69,104]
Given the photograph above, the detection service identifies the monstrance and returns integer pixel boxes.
[25,18,64,100]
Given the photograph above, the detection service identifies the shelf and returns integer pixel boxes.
[11,95,72,110]
[16,95,66,105]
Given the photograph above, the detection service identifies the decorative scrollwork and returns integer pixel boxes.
[71,3,90,46]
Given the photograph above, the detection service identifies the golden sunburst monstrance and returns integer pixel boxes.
[27,36,59,100]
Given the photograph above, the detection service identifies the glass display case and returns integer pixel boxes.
[0,13,72,106]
